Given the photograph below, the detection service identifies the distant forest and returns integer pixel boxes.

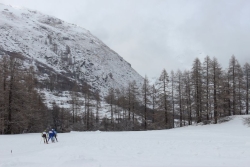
[104,55,250,131]
[0,54,250,134]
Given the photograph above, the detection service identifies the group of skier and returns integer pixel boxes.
[41,129,58,144]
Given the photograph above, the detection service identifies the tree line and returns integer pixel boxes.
[1,53,249,133]
[103,55,250,130]
[0,55,48,134]
[0,52,105,134]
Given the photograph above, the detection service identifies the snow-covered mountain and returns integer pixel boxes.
[0,3,143,97]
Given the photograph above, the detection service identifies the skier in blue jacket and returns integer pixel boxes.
[47,130,55,143]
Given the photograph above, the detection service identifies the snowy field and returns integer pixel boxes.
[1,116,250,167]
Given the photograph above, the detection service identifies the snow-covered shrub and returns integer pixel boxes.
[243,117,250,127]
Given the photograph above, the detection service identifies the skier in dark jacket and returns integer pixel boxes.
[41,130,48,144]
[52,129,58,142]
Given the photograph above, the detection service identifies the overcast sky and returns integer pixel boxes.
[1,0,250,80]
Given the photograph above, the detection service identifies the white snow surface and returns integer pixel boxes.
[1,115,250,167]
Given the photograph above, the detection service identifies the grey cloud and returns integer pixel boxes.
[1,0,250,79]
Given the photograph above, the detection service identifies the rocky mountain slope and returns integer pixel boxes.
[0,3,143,97]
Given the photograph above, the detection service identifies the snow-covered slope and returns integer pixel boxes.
[0,115,250,167]
[0,3,143,96]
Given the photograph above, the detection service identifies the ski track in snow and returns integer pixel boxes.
[1,115,250,167]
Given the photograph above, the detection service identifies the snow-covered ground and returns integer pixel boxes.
[1,115,250,167]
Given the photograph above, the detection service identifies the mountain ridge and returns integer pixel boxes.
[0,3,144,97]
